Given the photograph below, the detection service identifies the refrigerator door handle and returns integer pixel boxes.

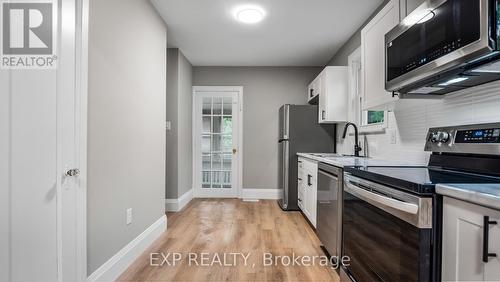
[282,140,289,209]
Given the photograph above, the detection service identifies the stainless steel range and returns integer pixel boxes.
[342,123,500,282]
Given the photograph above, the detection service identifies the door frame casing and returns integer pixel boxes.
[58,0,89,280]
[192,86,243,198]
[74,0,89,280]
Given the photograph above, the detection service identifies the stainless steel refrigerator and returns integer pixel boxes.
[277,105,336,211]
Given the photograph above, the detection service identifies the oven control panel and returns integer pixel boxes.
[455,128,500,143]
[425,123,500,154]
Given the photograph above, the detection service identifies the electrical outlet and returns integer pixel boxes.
[126,208,133,225]
[389,129,397,144]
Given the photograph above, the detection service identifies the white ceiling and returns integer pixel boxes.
[151,0,383,66]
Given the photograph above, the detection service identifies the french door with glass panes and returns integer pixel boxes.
[193,87,241,198]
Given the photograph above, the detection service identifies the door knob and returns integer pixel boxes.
[233,148,237,154]
[65,168,80,177]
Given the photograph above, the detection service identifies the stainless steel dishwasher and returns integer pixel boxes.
[317,162,343,261]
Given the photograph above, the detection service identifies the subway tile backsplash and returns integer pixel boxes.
[336,80,500,164]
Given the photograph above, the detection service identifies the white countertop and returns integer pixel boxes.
[436,183,500,210]
[296,153,417,168]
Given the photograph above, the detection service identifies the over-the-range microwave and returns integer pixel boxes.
[385,0,500,98]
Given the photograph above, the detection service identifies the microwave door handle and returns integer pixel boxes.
[345,181,419,215]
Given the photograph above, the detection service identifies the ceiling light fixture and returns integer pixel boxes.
[234,5,265,24]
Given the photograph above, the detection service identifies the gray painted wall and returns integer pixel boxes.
[87,0,166,274]
[166,48,193,199]
[327,0,389,66]
[326,0,424,66]
[193,67,322,189]
[166,49,179,199]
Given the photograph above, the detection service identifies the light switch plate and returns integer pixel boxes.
[166,121,171,131]
[389,129,397,144]
[126,208,132,225]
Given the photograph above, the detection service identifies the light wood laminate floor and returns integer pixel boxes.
[118,199,340,281]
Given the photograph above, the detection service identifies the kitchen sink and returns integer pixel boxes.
[309,153,367,158]
[309,153,344,158]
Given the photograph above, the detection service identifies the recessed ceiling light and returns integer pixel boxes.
[234,6,265,24]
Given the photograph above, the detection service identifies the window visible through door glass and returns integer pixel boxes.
[213,116,222,133]
[223,97,232,115]
[213,98,222,115]
[203,97,212,115]
[202,116,211,133]
[202,135,211,153]
[201,95,234,189]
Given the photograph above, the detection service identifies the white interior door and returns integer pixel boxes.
[193,87,242,198]
[0,0,87,281]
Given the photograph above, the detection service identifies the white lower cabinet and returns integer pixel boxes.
[442,197,500,281]
[297,160,305,210]
[298,157,318,228]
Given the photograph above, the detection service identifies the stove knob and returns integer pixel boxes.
[430,132,440,143]
[437,131,450,143]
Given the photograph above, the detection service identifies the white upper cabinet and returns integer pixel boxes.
[405,0,426,16]
[308,66,348,124]
[361,0,400,110]
[307,75,321,103]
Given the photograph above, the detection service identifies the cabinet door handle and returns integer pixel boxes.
[310,89,314,97]
[322,110,326,120]
[298,178,302,181]
[307,174,312,186]
[483,216,498,263]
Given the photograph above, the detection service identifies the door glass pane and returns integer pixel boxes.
[222,154,232,170]
[222,117,232,134]
[202,135,211,153]
[202,116,211,133]
[213,98,222,115]
[212,134,222,152]
[222,172,231,189]
[213,116,222,133]
[203,98,212,115]
[223,97,232,115]
[212,172,222,188]
[223,135,232,153]
[200,94,235,190]
[212,153,222,170]
[202,171,211,188]
[202,154,211,170]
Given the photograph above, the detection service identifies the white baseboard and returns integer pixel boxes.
[241,188,281,200]
[87,215,167,282]
[165,189,193,212]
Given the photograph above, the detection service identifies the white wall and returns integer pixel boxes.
[87,0,166,274]
[337,81,500,164]
[193,67,322,189]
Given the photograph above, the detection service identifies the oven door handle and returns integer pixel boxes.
[345,181,419,215]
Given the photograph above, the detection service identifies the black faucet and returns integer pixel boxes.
[342,122,362,157]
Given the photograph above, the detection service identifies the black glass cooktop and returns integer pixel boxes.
[344,166,500,195]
